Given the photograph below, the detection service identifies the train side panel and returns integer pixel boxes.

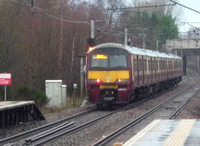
[86,43,183,107]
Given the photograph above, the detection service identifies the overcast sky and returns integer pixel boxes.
[177,0,200,32]
[125,0,200,32]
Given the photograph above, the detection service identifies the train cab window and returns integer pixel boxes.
[89,47,129,70]
[90,54,108,68]
[110,55,127,68]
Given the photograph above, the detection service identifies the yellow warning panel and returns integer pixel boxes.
[123,119,199,146]
[163,119,196,146]
[100,85,118,89]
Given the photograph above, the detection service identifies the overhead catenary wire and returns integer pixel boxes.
[12,0,128,39]
[11,0,193,42]
[106,4,176,11]
[12,0,91,25]
[185,23,200,31]
[178,22,200,24]
[169,0,200,14]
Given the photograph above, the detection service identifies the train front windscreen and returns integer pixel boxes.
[89,47,129,70]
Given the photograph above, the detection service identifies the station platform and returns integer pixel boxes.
[0,101,45,128]
[123,119,200,146]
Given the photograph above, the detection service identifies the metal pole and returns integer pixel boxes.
[175,50,178,55]
[91,20,95,38]
[143,34,146,49]
[4,85,6,101]
[125,28,127,45]
[156,40,158,51]
[139,33,146,49]
[183,55,187,75]
[197,55,200,72]
[31,0,34,7]
[181,49,182,58]
[80,57,83,98]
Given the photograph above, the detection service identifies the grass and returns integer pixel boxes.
[66,97,86,108]
[41,97,86,114]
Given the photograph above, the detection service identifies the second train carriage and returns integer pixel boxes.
[86,43,183,108]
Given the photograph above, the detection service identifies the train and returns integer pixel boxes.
[86,43,183,109]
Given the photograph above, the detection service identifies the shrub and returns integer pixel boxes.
[17,86,48,107]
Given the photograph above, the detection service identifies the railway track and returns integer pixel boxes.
[1,77,198,145]
[2,104,129,145]
[92,80,200,146]
[0,108,95,145]
[29,81,194,145]
[0,86,177,145]
[170,89,200,119]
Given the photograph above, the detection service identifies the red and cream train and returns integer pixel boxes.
[86,43,183,108]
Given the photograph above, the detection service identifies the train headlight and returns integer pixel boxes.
[96,78,101,83]
[89,79,102,83]
[118,79,122,83]
[116,79,129,83]
[89,47,94,52]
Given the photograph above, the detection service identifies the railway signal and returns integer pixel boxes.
[87,38,95,51]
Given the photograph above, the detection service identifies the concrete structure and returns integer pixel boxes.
[166,39,200,75]
[0,101,45,128]
[45,80,67,108]
[61,85,67,107]
[166,39,200,51]
[123,119,200,146]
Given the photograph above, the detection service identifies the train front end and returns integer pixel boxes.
[86,45,132,107]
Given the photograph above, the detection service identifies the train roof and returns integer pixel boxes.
[91,43,181,59]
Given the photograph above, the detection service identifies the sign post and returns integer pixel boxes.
[0,73,11,101]
[4,85,6,101]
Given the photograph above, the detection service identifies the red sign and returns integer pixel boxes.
[0,73,11,85]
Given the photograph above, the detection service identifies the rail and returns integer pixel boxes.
[92,81,199,146]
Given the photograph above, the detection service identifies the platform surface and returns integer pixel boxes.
[123,119,200,146]
[0,101,35,111]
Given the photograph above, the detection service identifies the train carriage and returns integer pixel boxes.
[86,43,182,108]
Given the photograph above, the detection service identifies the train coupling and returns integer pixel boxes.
[103,97,115,102]
[100,89,117,102]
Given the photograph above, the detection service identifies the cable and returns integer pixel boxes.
[107,4,176,11]
[11,0,186,40]
[169,0,200,14]
[186,23,200,31]
[178,22,200,24]
[11,0,90,25]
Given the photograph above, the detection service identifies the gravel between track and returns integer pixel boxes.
[1,75,200,146]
